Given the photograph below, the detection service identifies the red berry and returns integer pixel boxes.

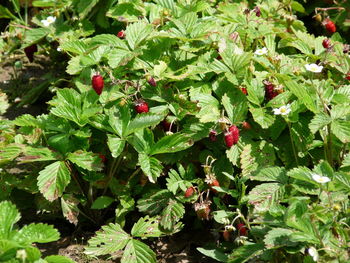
[322,38,331,49]
[208,179,220,188]
[92,74,104,95]
[209,130,217,141]
[24,44,38,62]
[134,100,149,113]
[223,230,231,241]
[242,121,251,130]
[253,6,261,17]
[224,132,234,148]
[146,76,157,87]
[324,19,336,34]
[217,54,222,60]
[264,80,278,100]
[99,154,107,163]
[194,202,211,220]
[228,125,239,144]
[184,187,195,198]
[117,30,125,38]
[241,87,248,95]
[236,223,247,236]
[346,73,350,81]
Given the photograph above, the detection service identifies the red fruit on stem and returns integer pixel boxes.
[346,73,350,81]
[134,100,149,113]
[223,230,231,241]
[228,125,240,144]
[322,38,331,49]
[184,187,195,198]
[264,80,278,100]
[242,121,251,130]
[99,154,107,163]
[324,19,336,34]
[237,223,247,236]
[209,130,217,142]
[208,179,220,188]
[194,202,211,220]
[224,132,234,148]
[241,87,248,95]
[24,44,38,62]
[92,74,104,95]
[253,6,261,17]
[146,75,157,87]
[117,30,125,38]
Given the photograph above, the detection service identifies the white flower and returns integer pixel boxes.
[308,247,319,262]
[41,16,56,27]
[233,46,244,55]
[305,63,323,73]
[273,104,291,115]
[311,173,331,184]
[218,38,227,53]
[57,47,62,52]
[254,47,268,55]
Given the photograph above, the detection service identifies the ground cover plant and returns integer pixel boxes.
[0,0,350,262]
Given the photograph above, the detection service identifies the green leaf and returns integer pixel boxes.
[160,200,185,231]
[250,167,288,184]
[149,133,192,155]
[125,21,153,50]
[263,228,296,249]
[108,105,131,138]
[250,107,275,129]
[44,255,76,263]
[67,150,103,171]
[138,153,163,183]
[13,114,40,127]
[332,120,350,143]
[0,144,23,164]
[85,223,130,256]
[107,135,125,158]
[309,112,332,134]
[37,161,71,201]
[13,223,60,244]
[60,40,88,55]
[107,48,135,68]
[126,113,165,136]
[291,1,305,13]
[0,201,21,239]
[222,92,248,124]
[18,147,57,163]
[107,3,143,23]
[197,247,228,263]
[61,194,80,225]
[77,0,100,19]
[91,196,115,210]
[131,216,163,238]
[0,5,17,19]
[121,239,156,263]
[228,243,265,263]
[24,28,50,44]
[137,190,173,215]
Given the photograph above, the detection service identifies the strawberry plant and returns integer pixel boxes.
[0,0,350,262]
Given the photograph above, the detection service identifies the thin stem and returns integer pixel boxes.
[102,155,122,196]
[287,121,299,166]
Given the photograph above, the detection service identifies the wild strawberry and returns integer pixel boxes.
[241,87,248,95]
[24,44,38,62]
[99,154,107,163]
[92,74,104,95]
[217,54,222,60]
[146,75,157,87]
[346,73,350,81]
[184,186,195,198]
[264,80,278,101]
[236,223,248,236]
[223,230,231,241]
[228,125,239,145]
[224,132,234,148]
[322,38,331,49]
[209,130,217,141]
[324,19,336,34]
[117,30,125,38]
[242,121,251,130]
[134,100,149,113]
[194,201,211,220]
[253,6,261,17]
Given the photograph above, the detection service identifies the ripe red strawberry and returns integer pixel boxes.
[236,223,247,236]
[228,125,239,144]
[209,130,217,141]
[223,230,231,241]
[322,38,331,49]
[134,100,149,114]
[184,186,195,198]
[242,121,251,130]
[241,87,248,95]
[253,6,261,17]
[224,132,234,148]
[24,44,38,62]
[346,73,350,81]
[117,30,125,38]
[92,74,104,95]
[99,154,107,163]
[208,179,220,188]
[146,75,157,87]
[264,80,278,100]
[324,19,336,34]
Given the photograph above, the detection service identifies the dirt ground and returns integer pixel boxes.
[0,55,219,263]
